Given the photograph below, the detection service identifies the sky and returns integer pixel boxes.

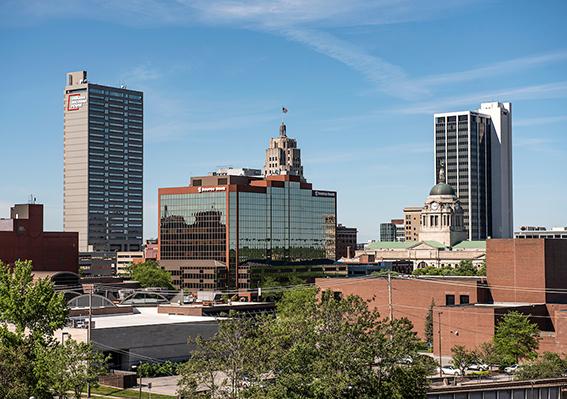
[0,0,566,242]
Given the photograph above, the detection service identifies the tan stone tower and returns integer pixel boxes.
[419,166,468,247]
[264,122,304,181]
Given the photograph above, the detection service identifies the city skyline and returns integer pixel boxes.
[1,1,567,242]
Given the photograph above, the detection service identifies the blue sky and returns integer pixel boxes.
[1,0,566,242]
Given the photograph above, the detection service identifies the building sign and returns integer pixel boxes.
[67,92,87,111]
[197,186,226,193]
[313,190,336,198]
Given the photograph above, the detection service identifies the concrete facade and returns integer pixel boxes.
[403,206,421,242]
[64,70,143,252]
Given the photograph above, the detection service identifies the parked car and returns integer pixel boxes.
[504,364,520,374]
[437,365,462,376]
[467,363,489,371]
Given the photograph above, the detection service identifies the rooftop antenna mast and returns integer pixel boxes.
[28,194,37,204]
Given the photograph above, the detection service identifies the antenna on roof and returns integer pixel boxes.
[28,194,37,204]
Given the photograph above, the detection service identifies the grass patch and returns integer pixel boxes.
[87,385,176,399]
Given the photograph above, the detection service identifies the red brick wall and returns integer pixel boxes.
[544,240,567,304]
[0,231,78,273]
[432,306,495,356]
[487,239,546,303]
[316,277,484,340]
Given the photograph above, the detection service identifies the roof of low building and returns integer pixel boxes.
[452,240,487,249]
[366,241,419,250]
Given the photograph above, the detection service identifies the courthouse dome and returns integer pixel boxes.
[429,183,455,196]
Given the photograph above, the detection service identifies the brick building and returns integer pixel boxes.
[335,224,357,259]
[0,203,78,273]
[316,238,567,356]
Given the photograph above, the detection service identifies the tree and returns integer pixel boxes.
[454,260,476,276]
[0,260,69,399]
[179,287,434,398]
[424,300,435,350]
[494,311,540,366]
[37,339,109,399]
[515,352,567,380]
[129,260,174,289]
[0,341,31,399]
[450,345,478,375]
[0,260,68,340]
[178,314,273,399]
[477,261,487,276]
[475,341,500,367]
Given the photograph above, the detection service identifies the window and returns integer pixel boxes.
[218,178,228,185]
[459,295,469,305]
[193,179,202,187]
[445,295,455,306]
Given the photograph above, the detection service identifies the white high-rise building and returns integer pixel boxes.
[433,102,513,240]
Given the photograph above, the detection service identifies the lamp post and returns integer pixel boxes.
[437,311,443,377]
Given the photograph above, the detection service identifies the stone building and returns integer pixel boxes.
[264,122,304,180]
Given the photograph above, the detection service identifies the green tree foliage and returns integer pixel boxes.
[129,260,174,289]
[0,260,68,340]
[178,287,434,399]
[412,260,482,276]
[515,352,567,380]
[477,261,487,276]
[450,345,479,375]
[493,311,540,366]
[475,341,500,367]
[0,260,69,398]
[0,260,108,399]
[424,300,435,350]
[0,342,31,399]
[178,314,274,398]
[136,360,182,377]
[36,339,108,399]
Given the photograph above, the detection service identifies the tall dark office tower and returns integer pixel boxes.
[64,71,143,252]
[433,102,512,240]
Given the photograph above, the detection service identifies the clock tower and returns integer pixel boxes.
[419,180,468,247]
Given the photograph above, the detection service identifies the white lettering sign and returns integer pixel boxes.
[197,186,226,193]
[67,93,87,111]
[313,190,335,198]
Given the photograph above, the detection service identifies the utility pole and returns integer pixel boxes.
[438,311,443,377]
[387,272,393,321]
[87,288,93,398]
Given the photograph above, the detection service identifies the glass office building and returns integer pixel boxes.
[158,175,336,289]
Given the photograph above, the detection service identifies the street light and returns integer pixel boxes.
[131,364,142,399]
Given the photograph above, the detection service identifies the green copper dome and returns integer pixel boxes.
[429,183,455,196]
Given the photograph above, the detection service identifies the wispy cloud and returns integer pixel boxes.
[418,51,567,87]
[4,0,567,105]
[280,28,427,100]
[515,115,567,127]
[391,81,567,115]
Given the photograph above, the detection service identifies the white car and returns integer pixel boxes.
[437,365,462,376]
[467,363,489,371]
[504,364,520,374]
